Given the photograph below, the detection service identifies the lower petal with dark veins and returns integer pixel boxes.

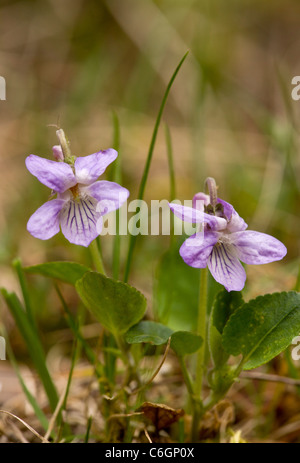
[60,197,101,247]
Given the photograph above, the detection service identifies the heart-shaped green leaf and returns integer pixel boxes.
[24,261,90,285]
[125,321,173,345]
[76,272,147,335]
[212,289,244,335]
[170,331,203,356]
[153,244,200,331]
[222,291,300,370]
[153,242,221,331]
[209,289,244,368]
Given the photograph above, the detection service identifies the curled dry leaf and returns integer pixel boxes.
[139,401,184,431]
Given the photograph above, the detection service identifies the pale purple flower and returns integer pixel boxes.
[26,149,129,247]
[169,192,287,292]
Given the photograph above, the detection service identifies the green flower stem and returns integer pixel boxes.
[195,267,208,396]
[191,267,208,441]
[89,239,137,383]
[114,334,131,366]
[90,238,106,275]
[178,356,195,398]
[114,333,139,385]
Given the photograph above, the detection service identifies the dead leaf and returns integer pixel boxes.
[139,401,184,430]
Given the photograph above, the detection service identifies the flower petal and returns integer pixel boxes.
[169,203,203,222]
[227,211,247,232]
[60,197,101,247]
[74,149,118,185]
[180,231,219,268]
[217,198,234,220]
[83,180,129,215]
[217,198,247,232]
[27,199,65,240]
[25,155,77,193]
[208,243,246,291]
[192,192,210,211]
[231,230,287,265]
[169,202,227,230]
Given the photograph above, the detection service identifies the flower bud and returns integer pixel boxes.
[205,177,218,208]
[56,129,74,165]
[52,145,64,161]
[192,192,209,210]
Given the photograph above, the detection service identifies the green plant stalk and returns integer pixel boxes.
[199,355,253,416]
[178,356,195,398]
[90,238,106,275]
[103,334,118,385]
[123,51,189,283]
[114,331,142,394]
[113,209,121,280]
[111,111,122,281]
[191,267,208,441]
[90,234,123,399]
[114,333,131,368]
[55,284,104,380]
[12,258,36,329]
[195,267,208,395]
[56,338,79,442]
[56,284,110,437]
[84,416,93,443]
[113,332,140,439]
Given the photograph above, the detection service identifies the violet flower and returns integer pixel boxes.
[26,146,129,247]
[169,179,287,292]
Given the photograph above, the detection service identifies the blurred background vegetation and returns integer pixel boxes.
[0,0,300,442]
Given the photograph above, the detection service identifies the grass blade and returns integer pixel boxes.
[12,258,36,329]
[1,326,49,432]
[164,122,176,202]
[123,51,189,283]
[1,289,59,412]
